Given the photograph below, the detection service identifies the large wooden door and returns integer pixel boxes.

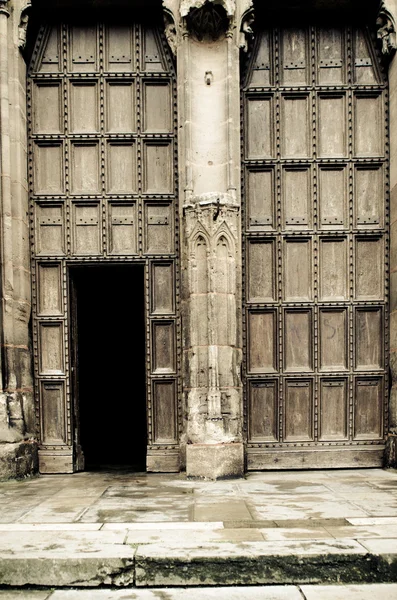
[242,23,389,468]
[28,18,180,473]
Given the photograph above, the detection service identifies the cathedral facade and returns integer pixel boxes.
[0,0,396,480]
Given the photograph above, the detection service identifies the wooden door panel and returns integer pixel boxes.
[284,379,314,441]
[319,238,348,301]
[39,323,65,375]
[70,81,99,133]
[248,310,277,374]
[106,142,137,194]
[248,380,279,442]
[108,203,137,255]
[246,168,275,229]
[105,81,135,132]
[40,381,66,445]
[152,380,177,444]
[319,379,348,441]
[243,23,387,467]
[143,143,173,193]
[70,143,100,194]
[33,83,62,134]
[317,28,345,85]
[105,26,133,72]
[318,167,347,229]
[70,26,98,72]
[355,166,383,228]
[152,321,176,374]
[36,204,65,256]
[151,262,175,314]
[72,203,101,255]
[283,168,311,229]
[143,82,172,133]
[247,240,276,302]
[34,143,64,195]
[37,264,63,316]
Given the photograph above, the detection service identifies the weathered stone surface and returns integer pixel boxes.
[186,443,244,479]
[0,441,38,481]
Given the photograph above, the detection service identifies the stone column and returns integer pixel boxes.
[0,0,36,479]
[164,0,252,478]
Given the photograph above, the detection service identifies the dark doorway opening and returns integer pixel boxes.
[70,265,146,471]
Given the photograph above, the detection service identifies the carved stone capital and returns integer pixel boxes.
[181,0,236,41]
[377,0,397,58]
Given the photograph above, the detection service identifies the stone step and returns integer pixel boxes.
[0,531,397,588]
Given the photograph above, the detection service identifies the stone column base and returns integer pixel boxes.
[385,434,397,468]
[0,440,38,480]
[186,443,244,480]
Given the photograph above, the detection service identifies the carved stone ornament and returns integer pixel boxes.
[239,7,254,52]
[19,3,32,49]
[181,0,235,41]
[377,0,397,57]
[0,0,10,17]
[163,9,177,55]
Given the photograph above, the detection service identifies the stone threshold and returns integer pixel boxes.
[0,535,397,587]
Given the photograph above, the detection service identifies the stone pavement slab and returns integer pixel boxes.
[301,583,397,599]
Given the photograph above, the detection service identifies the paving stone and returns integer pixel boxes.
[126,527,263,544]
[0,523,102,531]
[324,525,397,539]
[358,538,397,554]
[347,517,397,525]
[193,500,253,521]
[260,527,332,541]
[0,593,51,600]
[48,588,302,599]
[102,522,224,530]
[301,583,397,599]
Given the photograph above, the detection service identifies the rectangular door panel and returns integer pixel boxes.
[355,166,383,228]
[70,81,99,133]
[319,309,348,371]
[36,204,65,256]
[152,321,176,374]
[317,28,344,85]
[70,143,100,195]
[152,380,177,444]
[72,203,101,255]
[246,168,275,229]
[39,322,64,375]
[355,237,384,300]
[248,310,277,374]
[33,83,62,134]
[34,143,64,195]
[37,263,63,316]
[144,203,174,254]
[281,29,308,85]
[319,238,348,301]
[106,142,137,194]
[143,82,172,132]
[319,379,348,441]
[151,262,175,314]
[105,81,135,132]
[354,94,383,157]
[143,143,173,194]
[284,310,312,372]
[355,308,383,371]
[246,96,273,159]
[283,167,311,229]
[318,167,347,229]
[248,380,279,442]
[283,238,312,301]
[281,95,310,158]
[105,26,133,72]
[354,378,383,440]
[40,381,66,445]
[108,202,137,255]
[247,240,276,303]
[70,26,97,72]
[318,94,346,157]
[284,379,313,441]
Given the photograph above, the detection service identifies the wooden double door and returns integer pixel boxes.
[28,19,180,473]
[242,22,389,468]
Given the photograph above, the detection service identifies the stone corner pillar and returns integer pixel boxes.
[167,0,253,479]
[0,0,37,479]
[382,0,397,467]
